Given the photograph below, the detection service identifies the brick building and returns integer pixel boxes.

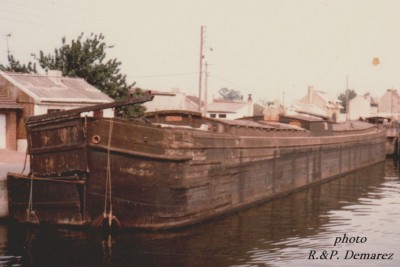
[0,102,19,150]
[0,70,113,151]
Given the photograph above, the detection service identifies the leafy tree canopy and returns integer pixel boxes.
[26,32,143,117]
[338,89,357,113]
[115,87,147,118]
[218,87,242,100]
[35,33,131,99]
[1,33,143,117]
[0,54,37,73]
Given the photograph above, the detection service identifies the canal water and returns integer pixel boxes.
[0,160,399,266]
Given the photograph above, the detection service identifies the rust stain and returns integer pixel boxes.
[119,167,154,177]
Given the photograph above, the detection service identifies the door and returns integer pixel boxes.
[0,114,6,149]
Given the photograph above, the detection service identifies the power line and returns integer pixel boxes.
[210,72,248,91]
[128,72,197,79]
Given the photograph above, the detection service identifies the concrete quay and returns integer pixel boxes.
[0,149,29,218]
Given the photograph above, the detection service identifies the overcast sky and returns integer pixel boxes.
[1,0,400,105]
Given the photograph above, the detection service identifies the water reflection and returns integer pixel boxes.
[1,160,399,266]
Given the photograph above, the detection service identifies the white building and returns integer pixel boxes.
[206,95,253,120]
[293,86,343,121]
[144,88,200,112]
[349,93,378,120]
[378,89,400,120]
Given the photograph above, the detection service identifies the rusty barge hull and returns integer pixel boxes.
[7,108,386,230]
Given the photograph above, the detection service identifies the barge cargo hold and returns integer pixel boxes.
[7,92,387,230]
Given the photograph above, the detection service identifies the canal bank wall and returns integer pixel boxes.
[0,150,29,217]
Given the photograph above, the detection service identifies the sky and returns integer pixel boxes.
[1,0,400,105]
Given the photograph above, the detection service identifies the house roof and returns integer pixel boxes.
[300,89,343,109]
[186,95,202,106]
[0,102,22,109]
[370,96,379,106]
[143,89,201,112]
[207,99,248,113]
[291,102,327,118]
[0,71,113,104]
[315,91,341,105]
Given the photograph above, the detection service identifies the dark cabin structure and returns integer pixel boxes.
[279,114,333,136]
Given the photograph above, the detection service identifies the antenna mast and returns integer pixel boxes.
[198,26,204,112]
[5,33,11,57]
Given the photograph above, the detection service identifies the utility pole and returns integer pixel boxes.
[391,87,394,120]
[346,76,349,121]
[198,26,204,113]
[204,62,208,116]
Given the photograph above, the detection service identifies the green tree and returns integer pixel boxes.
[34,33,144,117]
[338,89,357,113]
[116,87,147,118]
[218,87,242,100]
[0,54,37,73]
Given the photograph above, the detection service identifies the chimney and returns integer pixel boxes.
[47,70,63,83]
[308,86,314,103]
[247,94,254,116]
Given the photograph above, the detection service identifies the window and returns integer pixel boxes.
[210,114,216,118]
[218,114,227,118]
[93,110,103,118]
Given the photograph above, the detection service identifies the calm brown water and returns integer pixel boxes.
[0,160,399,267]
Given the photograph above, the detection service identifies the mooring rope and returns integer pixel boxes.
[21,152,29,175]
[27,174,34,218]
[25,173,39,223]
[22,116,38,223]
[21,116,31,175]
[103,118,115,227]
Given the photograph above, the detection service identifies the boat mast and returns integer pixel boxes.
[198,26,204,113]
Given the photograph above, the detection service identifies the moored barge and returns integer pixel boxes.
[7,91,386,230]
